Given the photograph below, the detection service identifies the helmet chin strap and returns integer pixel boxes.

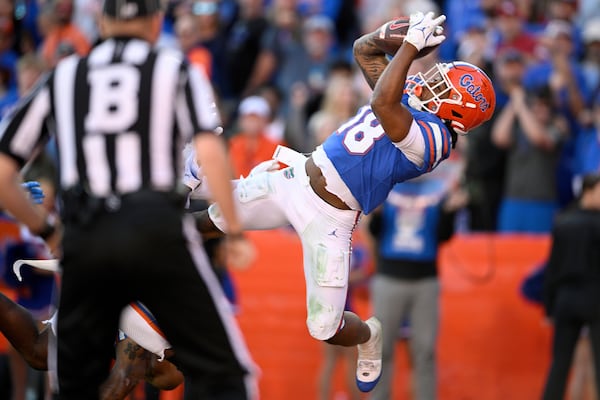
[450,120,467,135]
[443,121,459,149]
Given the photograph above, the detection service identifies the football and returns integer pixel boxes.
[372,16,440,58]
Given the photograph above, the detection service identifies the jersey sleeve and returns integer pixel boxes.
[181,143,202,191]
[0,72,53,167]
[413,116,452,172]
[401,92,452,172]
[176,61,222,141]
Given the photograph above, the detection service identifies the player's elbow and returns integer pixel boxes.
[370,96,384,114]
[25,352,48,370]
[149,370,184,391]
[370,95,395,120]
[353,34,367,54]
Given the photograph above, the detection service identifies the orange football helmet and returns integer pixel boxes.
[405,61,496,134]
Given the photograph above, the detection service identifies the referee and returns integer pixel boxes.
[0,0,258,398]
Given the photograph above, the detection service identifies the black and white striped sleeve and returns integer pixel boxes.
[0,72,54,167]
[176,62,222,142]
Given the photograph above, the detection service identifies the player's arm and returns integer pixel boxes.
[353,29,390,90]
[180,62,255,268]
[194,135,240,229]
[370,12,446,143]
[144,350,183,390]
[100,338,183,400]
[0,180,54,370]
[194,133,257,268]
[0,74,61,254]
[0,156,56,236]
[0,291,49,370]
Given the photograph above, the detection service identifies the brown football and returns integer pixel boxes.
[372,16,440,59]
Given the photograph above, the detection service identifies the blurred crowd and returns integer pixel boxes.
[0,0,598,233]
[0,0,599,398]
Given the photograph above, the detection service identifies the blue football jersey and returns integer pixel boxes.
[378,179,448,262]
[320,94,452,214]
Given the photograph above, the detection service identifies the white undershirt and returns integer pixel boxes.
[392,119,426,167]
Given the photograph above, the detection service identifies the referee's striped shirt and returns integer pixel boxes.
[0,37,221,198]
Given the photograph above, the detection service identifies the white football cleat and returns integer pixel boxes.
[356,316,382,392]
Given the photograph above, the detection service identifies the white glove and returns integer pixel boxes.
[182,146,203,191]
[404,11,446,52]
[182,148,214,200]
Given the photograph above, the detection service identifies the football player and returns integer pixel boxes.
[194,11,495,393]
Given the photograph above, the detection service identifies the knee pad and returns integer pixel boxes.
[306,296,345,341]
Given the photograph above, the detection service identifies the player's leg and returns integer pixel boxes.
[100,336,183,399]
[294,198,381,392]
[199,169,290,235]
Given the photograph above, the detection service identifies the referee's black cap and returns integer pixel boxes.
[102,0,161,19]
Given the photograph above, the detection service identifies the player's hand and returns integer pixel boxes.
[182,149,215,200]
[182,149,203,192]
[22,181,45,204]
[405,11,446,52]
[225,233,256,270]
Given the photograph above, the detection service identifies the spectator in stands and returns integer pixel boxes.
[192,0,230,100]
[492,83,567,233]
[541,173,600,400]
[525,19,589,125]
[581,17,600,101]
[174,12,212,78]
[284,60,351,154]
[227,95,283,178]
[257,0,305,117]
[441,0,489,61]
[256,83,286,145]
[547,0,586,56]
[1,53,46,117]
[463,49,515,232]
[0,0,19,110]
[221,0,271,115]
[454,15,493,72]
[523,19,591,207]
[549,0,579,21]
[304,71,358,151]
[275,13,340,141]
[574,93,600,178]
[39,0,90,67]
[573,18,600,182]
[492,0,539,65]
[576,0,600,26]
[71,0,101,44]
